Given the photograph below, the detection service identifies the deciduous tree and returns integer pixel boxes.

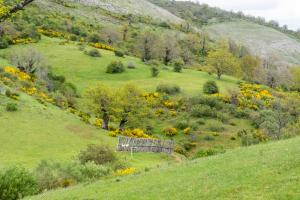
[206,47,241,79]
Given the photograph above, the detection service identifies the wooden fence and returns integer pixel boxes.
[117,136,174,154]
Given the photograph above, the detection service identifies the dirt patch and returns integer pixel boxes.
[65,124,95,139]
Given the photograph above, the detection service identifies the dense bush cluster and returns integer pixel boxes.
[0,167,38,200]
[203,81,219,94]
[87,49,101,57]
[106,61,125,74]
[78,145,117,165]
[156,83,181,95]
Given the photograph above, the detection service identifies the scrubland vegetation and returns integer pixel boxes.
[1,0,300,199]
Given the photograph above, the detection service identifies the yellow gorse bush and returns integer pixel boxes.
[94,118,103,128]
[115,167,136,176]
[163,100,177,109]
[164,127,178,137]
[37,28,70,40]
[21,87,37,95]
[109,128,151,138]
[4,66,31,81]
[211,93,230,103]
[183,127,191,135]
[12,38,35,45]
[89,42,115,52]
[238,83,273,110]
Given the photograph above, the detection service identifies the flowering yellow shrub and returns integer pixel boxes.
[89,42,115,52]
[21,87,37,95]
[37,92,54,103]
[94,118,103,128]
[4,67,31,81]
[164,127,178,137]
[211,93,230,103]
[0,1,9,18]
[183,127,191,135]
[155,108,164,116]
[37,28,70,40]
[170,110,177,117]
[163,100,178,109]
[12,38,35,45]
[238,83,273,110]
[115,167,136,176]
[109,128,151,138]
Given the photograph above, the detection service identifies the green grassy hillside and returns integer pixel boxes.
[0,93,113,168]
[207,20,300,66]
[0,37,239,95]
[27,137,300,200]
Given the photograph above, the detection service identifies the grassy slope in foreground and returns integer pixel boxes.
[0,36,239,95]
[207,20,300,66]
[28,137,300,200]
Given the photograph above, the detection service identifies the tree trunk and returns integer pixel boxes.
[217,73,221,80]
[102,113,109,130]
[164,48,171,65]
[119,119,128,132]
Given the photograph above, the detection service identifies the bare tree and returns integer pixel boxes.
[10,47,45,75]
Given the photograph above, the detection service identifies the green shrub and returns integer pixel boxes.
[203,81,219,94]
[115,50,125,57]
[156,83,181,95]
[191,105,216,118]
[87,33,102,43]
[6,103,18,112]
[0,167,38,200]
[233,108,251,118]
[150,66,160,77]
[78,145,117,165]
[173,59,184,73]
[87,49,101,57]
[174,146,186,155]
[216,112,231,123]
[175,120,189,130]
[203,135,215,141]
[35,160,111,191]
[0,38,9,49]
[159,21,171,29]
[183,142,196,151]
[237,129,261,146]
[206,120,225,132]
[191,95,223,109]
[106,61,125,74]
[197,119,206,125]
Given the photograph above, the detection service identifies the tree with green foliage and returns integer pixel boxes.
[116,84,149,131]
[86,84,115,130]
[241,55,260,81]
[206,48,241,79]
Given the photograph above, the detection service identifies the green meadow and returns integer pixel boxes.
[27,137,300,200]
